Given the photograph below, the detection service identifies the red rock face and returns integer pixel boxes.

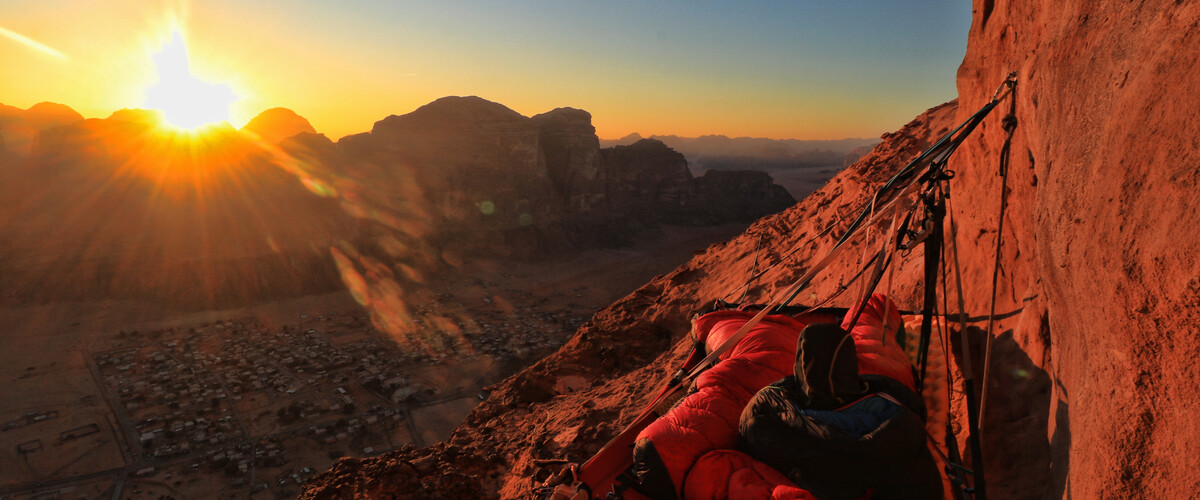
[952,1,1200,498]
[302,3,1200,498]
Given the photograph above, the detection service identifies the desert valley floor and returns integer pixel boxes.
[0,223,746,500]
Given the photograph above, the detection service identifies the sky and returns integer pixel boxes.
[0,0,971,141]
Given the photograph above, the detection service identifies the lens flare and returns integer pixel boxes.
[143,30,236,130]
[0,26,69,60]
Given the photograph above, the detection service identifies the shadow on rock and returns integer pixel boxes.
[950,325,1057,499]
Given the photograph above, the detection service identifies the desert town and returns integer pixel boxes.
[0,285,588,499]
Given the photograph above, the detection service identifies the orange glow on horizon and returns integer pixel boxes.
[113,124,253,197]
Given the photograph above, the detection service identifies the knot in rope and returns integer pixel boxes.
[1001,113,1018,134]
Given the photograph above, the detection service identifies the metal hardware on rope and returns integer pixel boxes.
[990,71,1018,102]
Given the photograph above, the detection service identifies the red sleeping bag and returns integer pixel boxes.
[629,294,913,499]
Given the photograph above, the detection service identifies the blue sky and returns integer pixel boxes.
[1,0,972,139]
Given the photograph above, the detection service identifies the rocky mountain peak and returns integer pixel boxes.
[372,96,528,135]
[241,107,317,143]
[532,107,593,127]
[24,102,84,124]
[24,101,83,121]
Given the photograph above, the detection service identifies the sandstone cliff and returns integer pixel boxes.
[532,107,604,212]
[599,139,697,223]
[295,96,795,258]
[301,2,1200,498]
[946,1,1200,497]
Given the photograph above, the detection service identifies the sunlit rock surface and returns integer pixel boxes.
[301,1,1200,498]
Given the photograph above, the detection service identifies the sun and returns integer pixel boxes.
[143,31,236,131]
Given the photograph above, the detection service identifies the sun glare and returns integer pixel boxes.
[143,31,236,131]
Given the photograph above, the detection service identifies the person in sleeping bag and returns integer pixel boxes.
[738,322,943,500]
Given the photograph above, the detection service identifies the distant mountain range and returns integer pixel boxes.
[601,133,880,199]
[0,97,797,310]
[289,96,797,257]
[0,102,85,157]
[600,133,879,170]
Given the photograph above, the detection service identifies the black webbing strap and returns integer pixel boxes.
[916,194,945,393]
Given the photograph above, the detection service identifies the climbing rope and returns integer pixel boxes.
[720,220,840,303]
[979,73,1020,444]
[686,182,922,385]
[775,77,1018,312]
[734,233,765,303]
[936,205,971,500]
[946,185,984,500]
[948,198,987,499]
